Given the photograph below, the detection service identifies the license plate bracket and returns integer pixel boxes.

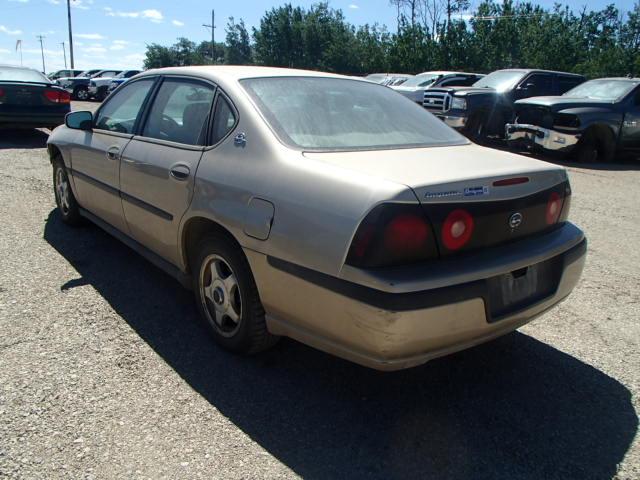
[487,256,563,321]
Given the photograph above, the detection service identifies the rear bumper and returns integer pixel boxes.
[0,111,67,128]
[506,123,580,152]
[247,223,586,370]
[435,113,467,129]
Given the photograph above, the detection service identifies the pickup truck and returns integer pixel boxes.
[391,71,484,104]
[422,69,585,143]
[58,69,121,100]
[88,70,140,101]
[506,77,640,162]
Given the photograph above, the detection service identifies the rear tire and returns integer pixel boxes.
[52,158,82,226]
[191,233,279,355]
[466,114,487,144]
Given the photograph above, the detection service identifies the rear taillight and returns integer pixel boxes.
[346,204,438,268]
[0,88,4,104]
[441,209,474,251]
[43,89,71,104]
[545,192,563,225]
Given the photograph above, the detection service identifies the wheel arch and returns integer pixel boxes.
[180,215,244,275]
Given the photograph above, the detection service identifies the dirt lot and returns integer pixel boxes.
[0,102,638,479]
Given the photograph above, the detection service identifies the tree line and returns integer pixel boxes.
[143,0,640,78]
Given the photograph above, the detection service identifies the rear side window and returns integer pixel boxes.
[558,76,583,94]
[211,96,237,144]
[143,79,215,146]
[94,79,155,134]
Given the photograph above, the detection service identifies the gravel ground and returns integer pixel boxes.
[0,102,638,479]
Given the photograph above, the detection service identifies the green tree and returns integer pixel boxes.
[225,17,253,64]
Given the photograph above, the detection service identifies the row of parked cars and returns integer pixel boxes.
[48,68,141,101]
[367,69,640,162]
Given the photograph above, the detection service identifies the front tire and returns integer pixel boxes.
[73,86,89,101]
[53,158,82,226]
[192,234,278,355]
[575,128,615,163]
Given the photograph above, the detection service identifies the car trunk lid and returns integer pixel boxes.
[304,144,570,257]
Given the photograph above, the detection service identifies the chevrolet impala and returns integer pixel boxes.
[48,66,586,370]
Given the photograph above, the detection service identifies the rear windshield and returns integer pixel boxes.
[474,70,526,91]
[241,77,468,151]
[0,67,49,83]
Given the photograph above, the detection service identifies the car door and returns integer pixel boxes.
[119,77,217,264]
[516,73,554,99]
[620,88,640,152]
[70,77,156,233]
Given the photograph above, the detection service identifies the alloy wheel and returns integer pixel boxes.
[199,254,243,338]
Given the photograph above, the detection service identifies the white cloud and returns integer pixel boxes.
[8,0,29,3]
[75,33,106,40]
[46,0,60,4]
[105,8,164,23]
[83,46,107,54]
[0,25,23,35]
[72,0,93,10]
[0,48,11,54]
[349,4,359,9]
[113,40,129,45]
[172,20,184,27]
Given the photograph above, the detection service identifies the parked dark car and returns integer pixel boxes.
[506,77,640,162]
[423,69,586,142]
[0,64,70,129]
[58,69,121,100]
[48,69,84,81]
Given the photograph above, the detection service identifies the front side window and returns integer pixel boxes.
[143,79,215,145]
[241,77,468,151]
[94,79,155,134]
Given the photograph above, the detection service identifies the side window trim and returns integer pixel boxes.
[206,90,240,149]
[93,76,159,132]
[135,75,218,147]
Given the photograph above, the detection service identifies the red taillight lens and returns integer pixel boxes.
[493,177,529,187]
[441,209,474,251]
[383,214,430,253]
[0,88,5,97]
[43,89,71,104]
[545,192,563,225]
[346,204,438,268]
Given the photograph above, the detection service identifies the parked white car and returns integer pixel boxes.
[393,71,484,104]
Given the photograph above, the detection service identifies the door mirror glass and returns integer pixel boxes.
[66,111,93,131]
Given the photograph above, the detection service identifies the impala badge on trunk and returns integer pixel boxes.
[509,212,523,229]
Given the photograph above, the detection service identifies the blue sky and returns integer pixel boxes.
[0,0,632,72]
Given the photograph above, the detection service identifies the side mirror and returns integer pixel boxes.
[65,111,93,131]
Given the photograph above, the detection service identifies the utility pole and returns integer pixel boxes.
[61,42,67,69]
[67,0,75,68]
[36,35,46,73]
[202,9,215,64]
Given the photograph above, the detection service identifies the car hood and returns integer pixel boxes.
[515,96,615,109]
[429,86,497,96]
[303,144,566,203]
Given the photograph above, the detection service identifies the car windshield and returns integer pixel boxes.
[563,79,637,101]
[241,77,468,151]
[401,74,440,88]
[0,67,49,83]
[474,70,526,91]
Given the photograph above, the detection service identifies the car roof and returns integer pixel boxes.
[139,66,365,82]
[495,68,584,77]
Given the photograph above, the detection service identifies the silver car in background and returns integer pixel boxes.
[48,66,586,370]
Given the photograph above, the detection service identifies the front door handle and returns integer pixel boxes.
[169,164,190,181]
[106,146,120,161]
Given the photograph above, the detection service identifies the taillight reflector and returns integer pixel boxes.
[442,209,474,251]
[493,177,529,187]
[546,192,563,225]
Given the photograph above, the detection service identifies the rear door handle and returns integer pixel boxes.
[169,164,190,181]
[106,146,120,161]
